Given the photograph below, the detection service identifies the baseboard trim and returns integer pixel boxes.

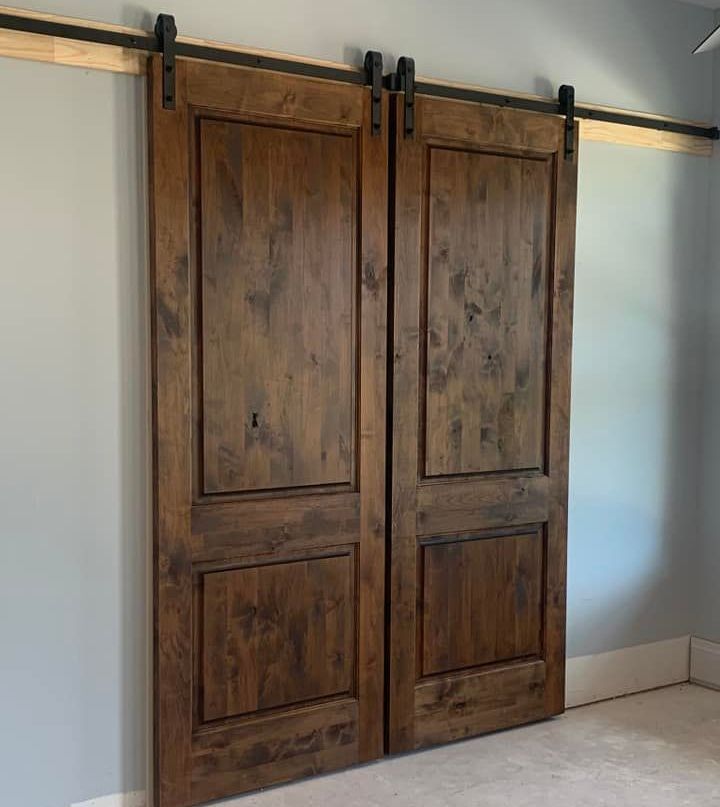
[690,636,720,690]
[71,791,146,807]
[565,635,690,708]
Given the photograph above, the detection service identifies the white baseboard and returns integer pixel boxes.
[690,636,720,690]
[71,791,146,807]
[565,635,690,708]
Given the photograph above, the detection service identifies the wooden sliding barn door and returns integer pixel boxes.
[149,56,387,806]
[387,94,577,751]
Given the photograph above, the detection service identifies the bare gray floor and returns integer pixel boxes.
[214,685,720,806]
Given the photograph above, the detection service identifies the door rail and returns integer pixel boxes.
[0,7,717,149]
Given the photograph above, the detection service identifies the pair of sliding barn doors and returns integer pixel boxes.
[149,54,577,807]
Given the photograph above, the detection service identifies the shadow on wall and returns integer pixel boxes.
[567,140,708,658]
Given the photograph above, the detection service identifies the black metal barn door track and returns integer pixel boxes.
[0,10,717,142]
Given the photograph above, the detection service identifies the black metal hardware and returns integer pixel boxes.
[364,50,383,136]
[411,79,557,115]
[406,73,719,142]
[385,58,415,136]
[573,106,719,140]
[0,11,367,86]
[155,14,177,110]
[0,11,157,50]
[559,84,575,160]
[0,10,717,141]
[173,41,367,84]
[396,57,416,137]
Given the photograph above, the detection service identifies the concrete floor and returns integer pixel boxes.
[216,684,720,806]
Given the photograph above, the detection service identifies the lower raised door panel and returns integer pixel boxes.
[420,529,545,677]
[190,547,362,804]
[199,552,356,723]
[413,528,550,748]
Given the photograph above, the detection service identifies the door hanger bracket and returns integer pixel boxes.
[155,13,177,110]
[364,51,383,136]
[397,56,416,138]
[559,84,575,161]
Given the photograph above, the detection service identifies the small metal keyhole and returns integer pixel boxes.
[251,412,259,428]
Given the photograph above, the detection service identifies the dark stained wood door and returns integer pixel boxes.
[387,94,578,751]
[149,56,388,806]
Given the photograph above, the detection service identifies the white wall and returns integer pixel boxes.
[0,0,714,804]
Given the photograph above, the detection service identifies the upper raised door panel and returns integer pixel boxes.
[423,146,553,478]
[199,118,358,495]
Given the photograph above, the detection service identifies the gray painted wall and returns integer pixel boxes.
[0,60,149,806]
[570,140,709,657]
[0,0,714,804]
[696,13,720,645]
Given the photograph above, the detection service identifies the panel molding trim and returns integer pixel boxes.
[690,636,720,690]
[565,635,690,708]
[0,5,712,156]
